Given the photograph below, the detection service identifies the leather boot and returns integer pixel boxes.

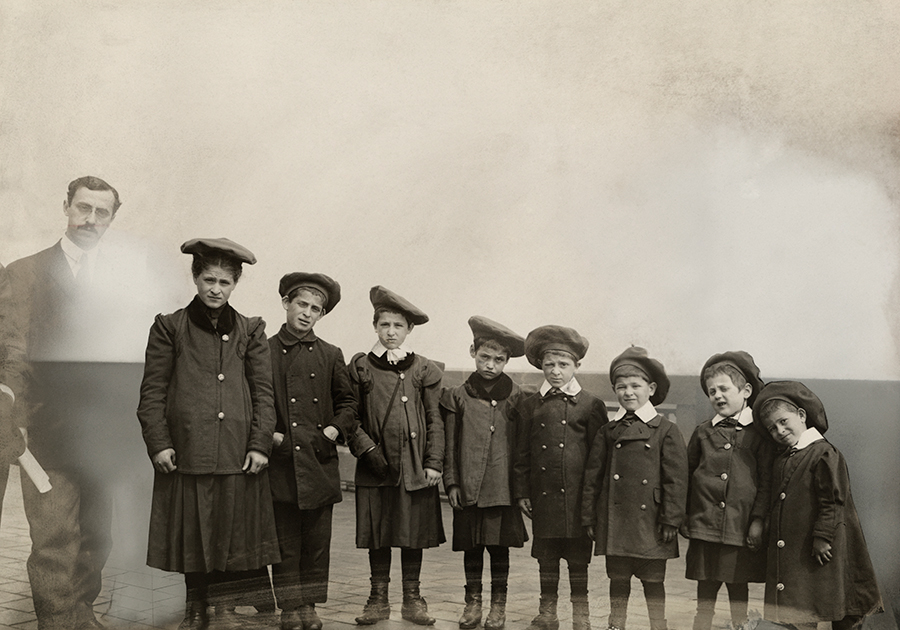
[300,604,323,630]
[527,596,559,630]
[401,581,436,626]
[178,601,210,630]
[483,590,507,630]
[572,598,591,630]
[459,583,483,629]
[356,580,390,625]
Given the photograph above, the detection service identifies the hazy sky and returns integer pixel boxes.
[2,1,899,379]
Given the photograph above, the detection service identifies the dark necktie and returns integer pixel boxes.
[544,387,563,399]
[717,417,738,428]
[621,412,638,427]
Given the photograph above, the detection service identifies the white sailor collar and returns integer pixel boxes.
[613,400,657,423]
[711,405,753,427]
[371,342,411,364]
[539,377,582,397]
[792,427,825,451]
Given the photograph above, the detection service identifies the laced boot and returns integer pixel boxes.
[355,580,390,625]
[526,595,559,630]
[459,582,483,629]
[178,600,210,630]
[483,590,507,630]
[300,604,323,630]
[401,581,436,626]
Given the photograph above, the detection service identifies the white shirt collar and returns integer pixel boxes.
[792,427,825,451]
[711,405,754,426]
[370,342,410,364]
[539,377,582,397]
[60,235,99,278]
[613,400,657,423]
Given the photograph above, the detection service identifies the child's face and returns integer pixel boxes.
[614,376,657,411]
[705,374,751,418]
[762,406,808,448]
[541,352,578,388]
[193,265,236,309]
[283,289,326,336]
[374,311,412,349]
[470,345,509,380]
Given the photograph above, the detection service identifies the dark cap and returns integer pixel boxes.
[701,351,765,405]
[181,237,257,264]
[610,346,670,405]
[279,272,341,312]
[524,325,589,369]
[469,316,525,358]
[752,381,828,434]
[369,285,429,325]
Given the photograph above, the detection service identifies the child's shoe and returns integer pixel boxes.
[401,582,436,626]
[527,596,559,630]
[459,584,483,629]
[355,581,390,625]
[483,591,507,630]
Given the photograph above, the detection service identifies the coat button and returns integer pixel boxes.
[292,422,297,427]
[295,445,301,451]
[217,373,225,381]
[558,442,564,448]
[644,443,651,449]
[780,492,786,500]
[317,424,322,429]
[490,426,495,432]
[719,501,726,509]
[290,398,296,403]
[310,373,315,378]
[777,540,785,548]
[736,426,742,431]
[308,346,313,352]
[724,443,732,450]
[399,373,405,380]
[561,420,567,425]
[540,423,545,428]
[560,488,565,493]
[776,583,784,591]
[641,479,648,485]
[615,443,622,449]
[217,412,225,419]
[613,474,620,480]
[313,398,319,403]
[222,334,229,341]
[640,504,646,510]
[410,431,417,439]
[542,491,547,496]
[491,400,497,407]
[542,445,547,450]
[721,473,728,480]
[401,395,409,403]
[541,466,546,471]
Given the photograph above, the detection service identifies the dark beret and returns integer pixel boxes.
[369,285,429,325]
[180,237,257,264]
[524,325,589,369]
[609,346,670,406]
[700,350,765,406]
[279,272,341,312]
[752,381,828,434]
[468,316,525,358]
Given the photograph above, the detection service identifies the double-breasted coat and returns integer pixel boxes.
[582,414,688,559]
[267,325,358,508]
[765,437,881,624]
[512,388,608,539]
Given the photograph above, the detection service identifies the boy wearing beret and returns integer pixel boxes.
[442,317,529,630]
[581,347,688,630]
[753,381,881,630]
[512,325,608,630]
[268,273,359,630]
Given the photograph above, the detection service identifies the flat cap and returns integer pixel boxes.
[610,346,670,405]
[701,350,765,405]
[524,325,589,369]
[752,381,828,434]
[279,272,341,312]
[181,237,257,264]
[370,285,429,325]
[469,316,525,358]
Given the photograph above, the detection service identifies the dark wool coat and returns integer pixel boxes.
[348,353,444,491]
[137,297,276,474]
[441,378,523,507]
[267,325,358,509]
[685,418,774,546]
[582,415,689,559]
[765,439,881,624]
[512,389,608,539]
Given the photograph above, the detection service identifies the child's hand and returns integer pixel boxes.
[658,523,677,543]
[585,526,595,541]
[517,498,533,519]
[361,448,389,479]
[424,467,442,486]
[323,426,339,442]
[447,486,462,510]
[273,432,285,448]
[746,518,764,551]
[243,450,268,474]
[151,448,177,473]
[812,537,833,565]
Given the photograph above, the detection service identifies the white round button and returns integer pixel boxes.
[721,473,728,480]
[777,540,785,548]
[222,334,229,341]
[615,443,622,449]
[410,431,417,439]
[401,395,409,403]
[491,400,497,407]
[776,583,784,591]
[217,374,225,381]
[719,501,726,508]
[613,474,620,480]
[724,443,732,450]
[290,398,296,403]
[780,492,786,500]
[217,412,225,419]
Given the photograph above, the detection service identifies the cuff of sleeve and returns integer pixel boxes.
[423,458,442,473]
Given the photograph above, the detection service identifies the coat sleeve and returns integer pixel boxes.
[684,425,702,523]
[244,317,276,456]
[440,387,460,488]
[581,425,608,527]
[328,346,359,443]
[587,397,609,447]
[750,428,775,521]
[511,399,532,501]
[136,314,177,458]
[420,360,444,472]
[345,354,377,458]
[811,446,848,543]
[658,421,689,528]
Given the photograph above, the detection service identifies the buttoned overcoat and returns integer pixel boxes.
[267,325,358,508]
[685,418,774,546]
[512,390,607,539]
[582,415,688,558]
[137,298,276,474]
[765,439,881,624]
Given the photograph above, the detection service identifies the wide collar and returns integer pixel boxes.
[370,341,410,365]
[277,323,318,347]
[613,400,657,423]
[465,372,514,402]
[791,427,825,452]
[186,295,236,334]
[539,377,582,398]
[711,405,754,426]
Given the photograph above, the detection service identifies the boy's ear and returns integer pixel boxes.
[742,383,753,399]
[281,296,291,311]
[575,360,581,369]
[469,344,477,359]
[648,381,658,396]
[798,407,807,426]
[408,323,415,333]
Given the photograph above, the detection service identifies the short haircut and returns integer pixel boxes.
[473,337,511,359]
[613,365,652,384]
[703,362,748,391]
[541,349,577,364]
[758,398,800,424]
[191,253,243,282]
[67,176,121,212]
[287,286,328,310]
[373,307,410,327]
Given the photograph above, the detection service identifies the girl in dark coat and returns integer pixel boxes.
[754,381,881,630]
[348,286,445,627]
[137,238,280,630]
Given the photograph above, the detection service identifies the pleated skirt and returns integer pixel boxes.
[355,483,446,549]
[685,539,766,583]
[452,505,527,551]
[147,471,281,573]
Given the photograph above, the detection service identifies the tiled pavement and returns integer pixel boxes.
[0,465,777,630]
